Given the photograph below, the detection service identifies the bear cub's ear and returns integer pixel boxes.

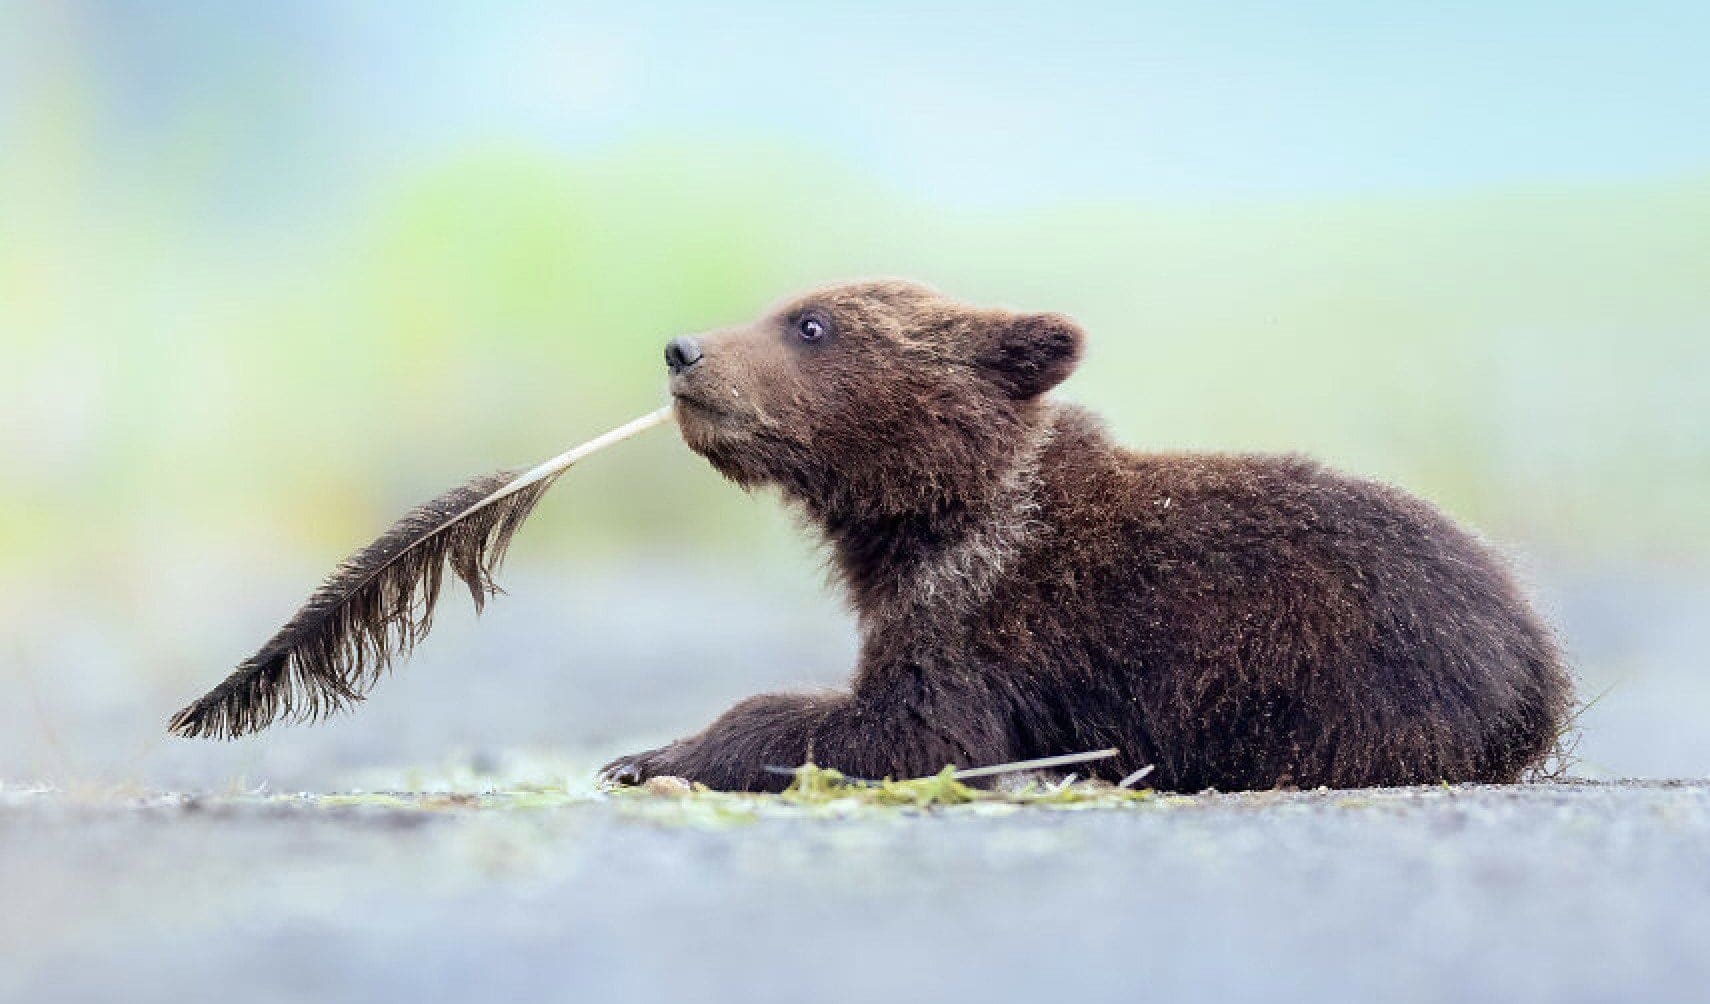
[974,311,1085,399]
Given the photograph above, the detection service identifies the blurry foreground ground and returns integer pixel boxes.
[4,779,1708,1004]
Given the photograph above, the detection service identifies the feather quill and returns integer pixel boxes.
[168,407,673,739]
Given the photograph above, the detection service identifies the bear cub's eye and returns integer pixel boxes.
[796,313,829,343]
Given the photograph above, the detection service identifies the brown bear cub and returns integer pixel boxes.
[601,280,1573,792]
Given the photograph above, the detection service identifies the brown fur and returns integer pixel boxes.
[602,280,1574,792]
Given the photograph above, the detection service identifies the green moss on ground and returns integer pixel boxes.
[600,764,1154,827]
[112,758,1155,829]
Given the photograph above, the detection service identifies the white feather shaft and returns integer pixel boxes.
[474,405,674,508]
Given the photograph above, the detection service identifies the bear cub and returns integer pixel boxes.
[602,280,1573,792]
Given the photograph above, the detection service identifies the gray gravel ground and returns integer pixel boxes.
[4,780,1709,1004]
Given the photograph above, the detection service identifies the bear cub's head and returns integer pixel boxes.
[664,280,1083,520]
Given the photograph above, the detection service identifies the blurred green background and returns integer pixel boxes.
[1,3,1706,787]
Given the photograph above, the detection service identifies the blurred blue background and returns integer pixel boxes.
[1,2,1706,789]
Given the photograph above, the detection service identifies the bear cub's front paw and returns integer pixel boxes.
[597,748,669,788]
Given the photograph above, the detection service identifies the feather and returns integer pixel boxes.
[168,407,673,739]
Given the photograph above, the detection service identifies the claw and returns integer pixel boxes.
[598,760,645,788]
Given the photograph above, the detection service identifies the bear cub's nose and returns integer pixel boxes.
[664,335,703,375]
